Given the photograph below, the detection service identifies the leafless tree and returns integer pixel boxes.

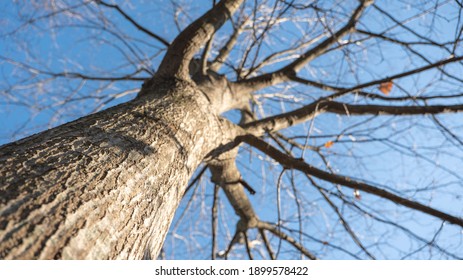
[1,0,462,259]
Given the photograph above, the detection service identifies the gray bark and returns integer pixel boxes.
[0,79,232,259]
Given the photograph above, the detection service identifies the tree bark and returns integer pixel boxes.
[0,79,231,259]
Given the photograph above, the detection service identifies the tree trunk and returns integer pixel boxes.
[0,79,227,259]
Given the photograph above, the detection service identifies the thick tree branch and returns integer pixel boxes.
[209,156,257,224]
[241,135,463,227]
[154,0,244,80]
[243,100,463,136]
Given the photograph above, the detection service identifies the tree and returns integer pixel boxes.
[1,0,462,259]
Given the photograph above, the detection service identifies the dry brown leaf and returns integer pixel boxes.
[378,81,393,95]
[324,141,334,148]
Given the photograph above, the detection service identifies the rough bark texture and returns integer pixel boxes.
[0,79,231,259]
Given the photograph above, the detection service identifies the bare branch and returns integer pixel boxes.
[221,229,241,259]
[244,98,463,137]
[242,231,254,260]
[257,221,317,260]
[209,18,249,72]
[0,55,148,81]
[235,0,373,92]
[183,165,208,196]
[259,229,276,260]
[371,3,448,50]
[325,102,463,116]
[241,135,463,227]
[356,29,463,83]
[308,176,376,259]
[211,185,219,260]
[238,179,256,195]
[97,0,170,47]
[299,55,463,102]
